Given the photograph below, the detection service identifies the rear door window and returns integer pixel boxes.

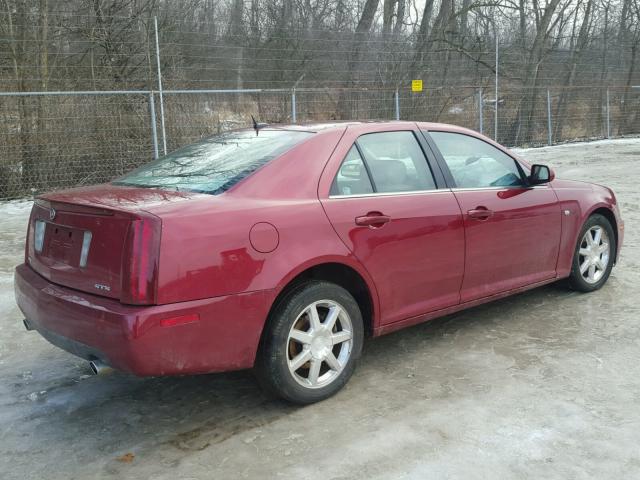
[357,131,436,193]
[331,131,436,196]
[330,146,374,196]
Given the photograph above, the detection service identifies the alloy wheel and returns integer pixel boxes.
[286,300,354,389]
[578,225,610,285]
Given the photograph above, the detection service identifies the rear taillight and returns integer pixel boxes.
[120,214,161,305]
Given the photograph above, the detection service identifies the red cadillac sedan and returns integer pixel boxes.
[15,121,623,404]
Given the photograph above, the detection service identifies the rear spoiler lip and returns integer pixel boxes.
[35,198,115,216]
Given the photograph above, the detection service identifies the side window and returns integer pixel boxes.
[356,131,436,193]
[429,131,525,188]
[330,146,374,196]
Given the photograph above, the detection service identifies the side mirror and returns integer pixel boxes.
[529,164,554,185]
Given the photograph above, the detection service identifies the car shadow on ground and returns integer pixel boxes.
[10,282,586,463]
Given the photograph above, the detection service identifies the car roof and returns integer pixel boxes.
[260,120,467,134]
[269,121,527,166]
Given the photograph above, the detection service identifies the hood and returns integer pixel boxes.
[550,178,596,190]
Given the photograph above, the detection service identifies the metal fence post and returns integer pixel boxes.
[547,89,552,146]
[478,87,483,134]
[606,87,611,139]
[154,16,167,155]
[494,38,498,141]
[394,88,400,120]
[148,92,159,159]
[291,88,297,123]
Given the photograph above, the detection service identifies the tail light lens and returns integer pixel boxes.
[120,214,161,305]
[25,205,38,264]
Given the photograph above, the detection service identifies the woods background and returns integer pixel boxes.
[1,0,640,199]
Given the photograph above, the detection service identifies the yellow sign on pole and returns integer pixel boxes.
[411,79,423,92]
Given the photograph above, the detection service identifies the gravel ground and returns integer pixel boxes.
[0,138,639,479]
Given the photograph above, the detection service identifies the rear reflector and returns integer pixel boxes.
[160,313,199,328]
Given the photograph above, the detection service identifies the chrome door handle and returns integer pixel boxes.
[467,207,494,220]
[355,212,391,228]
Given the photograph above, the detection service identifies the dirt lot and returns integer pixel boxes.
[1,138,639,480]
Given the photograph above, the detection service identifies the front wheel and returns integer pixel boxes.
[255,281,364,404]
[568,214,615,292]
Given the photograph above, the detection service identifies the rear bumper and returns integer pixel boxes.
[14,264,274,376]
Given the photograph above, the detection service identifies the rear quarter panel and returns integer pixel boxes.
[154,196,362,303]
[147,128,378,309]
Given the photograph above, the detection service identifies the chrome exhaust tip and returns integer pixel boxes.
[23,319,33,331]
[89,360,113,375]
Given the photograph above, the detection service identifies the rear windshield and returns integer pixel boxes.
[113,129,313,194]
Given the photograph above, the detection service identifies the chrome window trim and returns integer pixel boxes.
[449,185,550,192]
[327,184,550,199]
[328,189,450,199]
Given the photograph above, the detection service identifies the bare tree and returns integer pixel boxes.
[337,0,380,118]
[620,0,640,133]
[554,0,594,140]
[510,0,565,144]
[1,0,640,197]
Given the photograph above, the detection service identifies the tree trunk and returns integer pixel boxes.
[337,0,380,119]
[518,0,527,48]
[511,0,563,144]
[460,0,471,40]
[553,0,593,140]
[230,0,244,93]
[413,0,435,72]
[393,0,405,35]
[621,43,638,134]
[382,0,396,35]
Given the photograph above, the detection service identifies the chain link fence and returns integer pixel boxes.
[0,92,154,199]
[2,8,640,201]
[1,85,639,200]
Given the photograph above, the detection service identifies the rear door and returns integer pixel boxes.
[319,124,465,326]
[425,130,561,303]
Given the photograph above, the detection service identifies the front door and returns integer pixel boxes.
[426,130,562,303]
[319,126,465,325]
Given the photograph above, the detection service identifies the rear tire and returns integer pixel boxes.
[568,214,615,292]
[255,281,364,404]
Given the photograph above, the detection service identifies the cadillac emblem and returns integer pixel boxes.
[49,208,56,221]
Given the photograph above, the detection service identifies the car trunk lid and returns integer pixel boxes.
[27,185,200,303]
[28,200,130,300]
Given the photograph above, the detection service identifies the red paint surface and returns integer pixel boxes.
[15,264,273,374]
[14,121,623,375]
[318,124,465,325]
[452,186,561,302]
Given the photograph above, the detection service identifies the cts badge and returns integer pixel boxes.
[94,283,111,292]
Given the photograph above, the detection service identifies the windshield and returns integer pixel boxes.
[113,129,313,194]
